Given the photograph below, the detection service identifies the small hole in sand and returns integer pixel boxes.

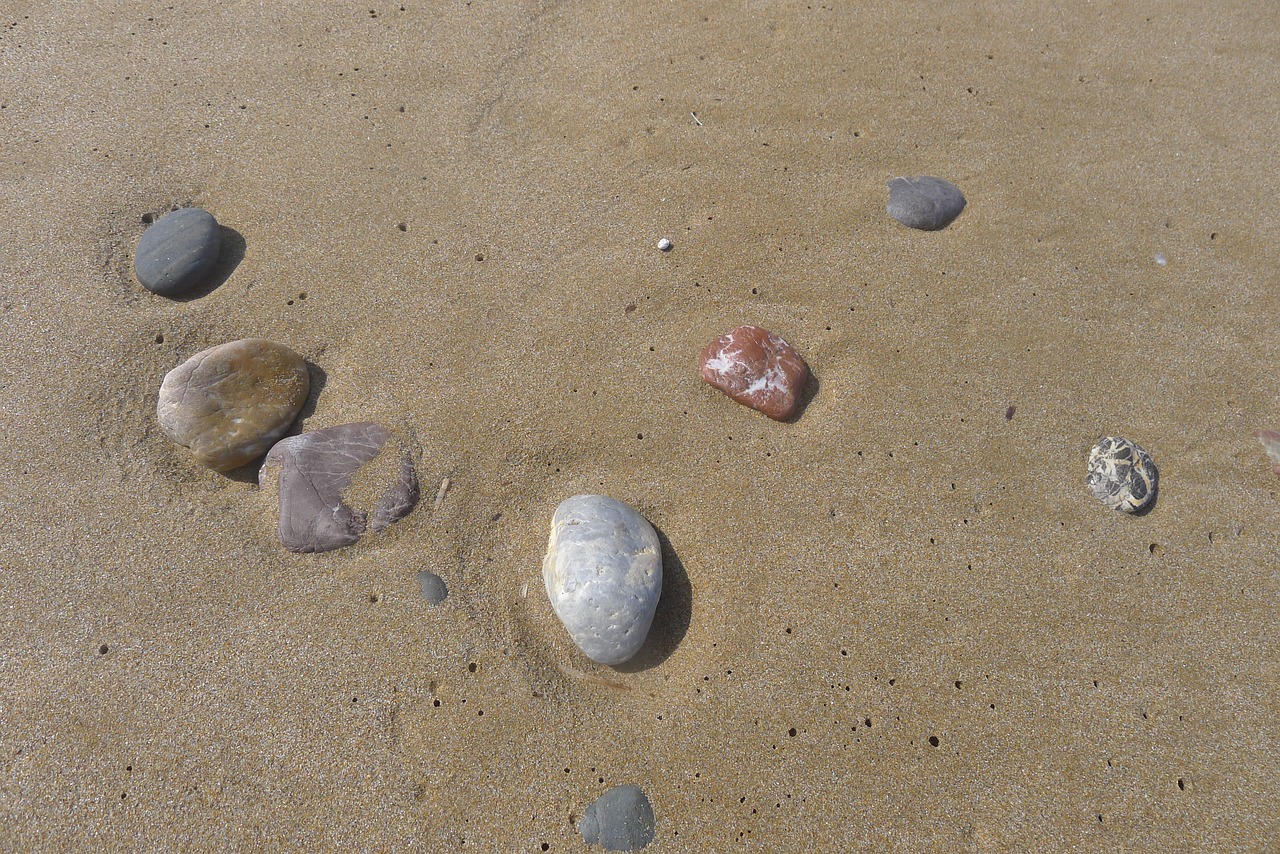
[141,213,154,224]
[98,644,109,655]
[467,662,477,673]
[928,736,940,747]
[397,222,407,231]
[154,334,164,344]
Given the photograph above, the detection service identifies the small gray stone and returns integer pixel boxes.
[886,176,966,230]
[542,495,662,665]
[157,339,310,471]
[579,785,656,852]
[416,571,448,604]
[135,207,222,296]
[259,423,419,553]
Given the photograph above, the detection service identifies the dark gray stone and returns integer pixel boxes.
[135,207,222,296]
[416,571,448,604]
[886,176,966,230]
[579,785,656,851]
[259,423,419,553]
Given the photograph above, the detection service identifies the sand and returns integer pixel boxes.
[2,1,1278,850]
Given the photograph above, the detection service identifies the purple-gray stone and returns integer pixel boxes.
[259,423,419,553]
[886,176,966,231]
[579,785,656,851]
[135,207,222,296]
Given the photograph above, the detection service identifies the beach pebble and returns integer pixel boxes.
[135,207,222,296]
[259,423,419,553]
[886,176,966,230]
[157,339,310,471]
[542,495,662,666]
[1086,436,1158,513]
[416,571,448,604]
[657,237,672,252]
[699,325,810,421]
[579,785,656,851]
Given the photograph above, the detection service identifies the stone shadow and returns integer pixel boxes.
[789,369,820,422]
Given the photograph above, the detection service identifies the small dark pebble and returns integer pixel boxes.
[886,176,966,231]
[416,571,448,605]
[579,784,656,851]
[134,207,222,296]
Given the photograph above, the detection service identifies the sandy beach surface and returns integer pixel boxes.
[2,1,1278,850]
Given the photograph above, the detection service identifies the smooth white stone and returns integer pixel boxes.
[542,495,662,665]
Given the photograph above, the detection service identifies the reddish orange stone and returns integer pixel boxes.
[699,325,810,421]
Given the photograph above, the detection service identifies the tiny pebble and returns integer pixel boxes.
[416,571,448,605]
[134,207,222,296]
[886,175,966,230]
[579,784,656,851]
[657,237,672,251]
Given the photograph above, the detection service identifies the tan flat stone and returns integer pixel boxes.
[157,339,309,471]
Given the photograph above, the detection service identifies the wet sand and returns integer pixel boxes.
[2,1,1278,849]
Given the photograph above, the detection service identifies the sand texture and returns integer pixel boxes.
[2,1,1278,850]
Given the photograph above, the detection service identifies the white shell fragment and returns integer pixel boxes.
[542,495,662,665]
[1086,436,1158,513]
[657,237,673,252]
[1253,430,1280,477]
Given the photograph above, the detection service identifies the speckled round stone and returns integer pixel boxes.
[259,423,419,553]
[699,325,810,421]
[416,571,448,605]
[157,339,309,471]
[542,495,662,666]
[579,785,656,851]
[1086,436,1158,513]
[886,176,966,230]
[134,207,222,296]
